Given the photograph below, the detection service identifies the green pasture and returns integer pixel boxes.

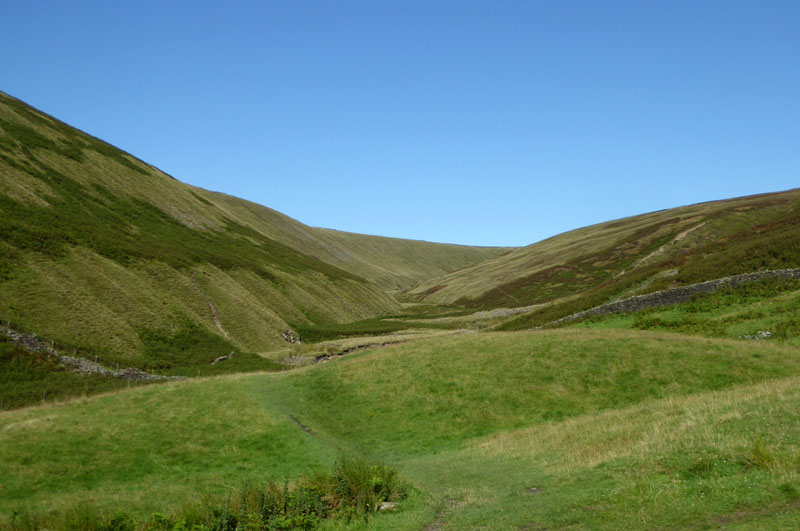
[3,329,800,528]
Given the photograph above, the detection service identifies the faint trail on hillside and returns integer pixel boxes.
[636,222,706,270]
[191,271,231,340]
[616,222,707,278]
[483,282,520,303]
[288,414,315,436]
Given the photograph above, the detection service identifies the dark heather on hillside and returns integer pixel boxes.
[411,188,800,311]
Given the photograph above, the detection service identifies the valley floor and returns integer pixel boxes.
[3,326,800,529]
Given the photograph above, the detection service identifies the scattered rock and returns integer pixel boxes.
[211,351,235,364]
[313,341,402,363]
[377,501,397,511]
[282,330,301,344]
[740,330,772,340]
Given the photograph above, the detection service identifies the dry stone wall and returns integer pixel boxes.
[544,268,800,327]
[1,323,177,381]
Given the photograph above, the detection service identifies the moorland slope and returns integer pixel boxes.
[0,91,506,370]
[408,188,800,327]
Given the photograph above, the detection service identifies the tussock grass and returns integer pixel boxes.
[7,458,408,530]
[4,90,800,529]
[0,374,337,520]
[401,376,800,529]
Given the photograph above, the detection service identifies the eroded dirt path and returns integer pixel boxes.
[191,271,230,340]
[635,222,706,268]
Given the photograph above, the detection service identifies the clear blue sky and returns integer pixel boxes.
[3,1,799,247]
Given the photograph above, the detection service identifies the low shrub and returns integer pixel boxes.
[6,459,408,530]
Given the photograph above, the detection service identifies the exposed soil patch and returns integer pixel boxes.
[425,285,446,295]
[288,414,315,436]
[191,271,230,340]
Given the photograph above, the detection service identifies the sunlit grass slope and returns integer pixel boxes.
[255,329,800,458]
[187,188,510,291]
[0,375,338,520]
[397,375,800,529]
[3,329,799,528]
[0,91,505,369]
[409,188,800,318]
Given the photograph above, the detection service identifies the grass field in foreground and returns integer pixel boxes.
[390,375,800,529]
[0,375,338,521]
[255,329,800,459]
[2,329,800,528]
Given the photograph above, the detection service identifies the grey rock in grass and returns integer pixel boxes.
[211,352,235,364]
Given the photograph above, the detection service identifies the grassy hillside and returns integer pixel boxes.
[408,188,800,320]
[190,189,510,290]
[0,91,505,373]
[200,188,510,290]
[2,329,799,528]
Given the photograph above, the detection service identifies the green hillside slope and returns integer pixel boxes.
[0,91,504,369]
[408,188,800,319]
